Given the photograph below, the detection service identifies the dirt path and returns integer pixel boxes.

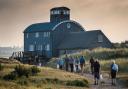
[82,73,125,89]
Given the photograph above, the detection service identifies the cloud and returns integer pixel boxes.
[0,0,128,46]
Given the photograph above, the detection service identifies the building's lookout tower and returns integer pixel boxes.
[50,7,70,23]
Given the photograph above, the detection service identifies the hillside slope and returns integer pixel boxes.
[0,59,89,89]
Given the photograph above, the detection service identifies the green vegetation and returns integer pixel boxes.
[0,48,128,88]
[0,60,89,89]
[0,63,4,71]
[65,48,128,60]
[3,65,41,80]
[46,48,128,87]
[66,79,89,87]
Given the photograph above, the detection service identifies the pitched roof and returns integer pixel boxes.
[24,22,57,33]
[57,30,103,50]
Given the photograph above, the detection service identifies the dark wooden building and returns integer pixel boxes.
[24,7,112,58]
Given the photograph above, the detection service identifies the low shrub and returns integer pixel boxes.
[3,72,17,80]
[3,65,41,81]
[66,79,89,87]
[17,77,29,86]
[14,65,31,78]
[31,66,41,75]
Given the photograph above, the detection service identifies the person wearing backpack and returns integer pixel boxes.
[110,60,118,86]
[79,56,85,74]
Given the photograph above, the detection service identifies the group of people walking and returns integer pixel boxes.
[89,57,118,85]
[57,55,119,86]
[57,55,85,73]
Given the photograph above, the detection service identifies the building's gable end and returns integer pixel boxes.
[91,30,113,48]
[52,20,86,32]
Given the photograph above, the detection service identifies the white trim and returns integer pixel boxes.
[52,20,86,31]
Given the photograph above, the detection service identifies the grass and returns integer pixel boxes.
[0,59,89,89]
[0,48,128,88]
[46,48,128,88]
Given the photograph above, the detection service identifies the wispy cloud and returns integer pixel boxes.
[0,0,128,46]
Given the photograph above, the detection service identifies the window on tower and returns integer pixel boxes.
[51,11,54,14]
[26,33,29,38]
[54,10,58,14]
[63,10,66,14]
[66,11,69,14]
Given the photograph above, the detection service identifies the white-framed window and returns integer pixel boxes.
[51,11,54,14]
[29,45,34,51]
[55,10,60,14]
[66,11,69,14]
[48,32,50,37]
[54,10,58,14]
[98,35,103,42]
[45,44,50,51]
[26,33,29,38]
[67,23,71,29]
[35,32,39,38]
[44,32,46,37]
[44,32,50,37]
[63,10,66,14]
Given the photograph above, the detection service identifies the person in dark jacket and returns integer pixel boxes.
[90,57,95,75]
[64,55,69,71]
[69,56,74,72]
[110,60,118,86]
[93,59,100,85]
[79,56,85,74]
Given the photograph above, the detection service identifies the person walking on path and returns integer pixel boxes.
[79,56,85,74]
[64,55,69,71]
[110,60,118,86]
[90,57,95,75]
[93,59,100,85]
[57,57,64,70]
[69,56,74,72]
[74,56,80,72]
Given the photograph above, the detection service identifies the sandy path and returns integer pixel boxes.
[82,73,126,89]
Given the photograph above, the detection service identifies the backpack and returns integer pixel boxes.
[112,64,118,72]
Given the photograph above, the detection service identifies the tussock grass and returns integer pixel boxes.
[0,62,89,89]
